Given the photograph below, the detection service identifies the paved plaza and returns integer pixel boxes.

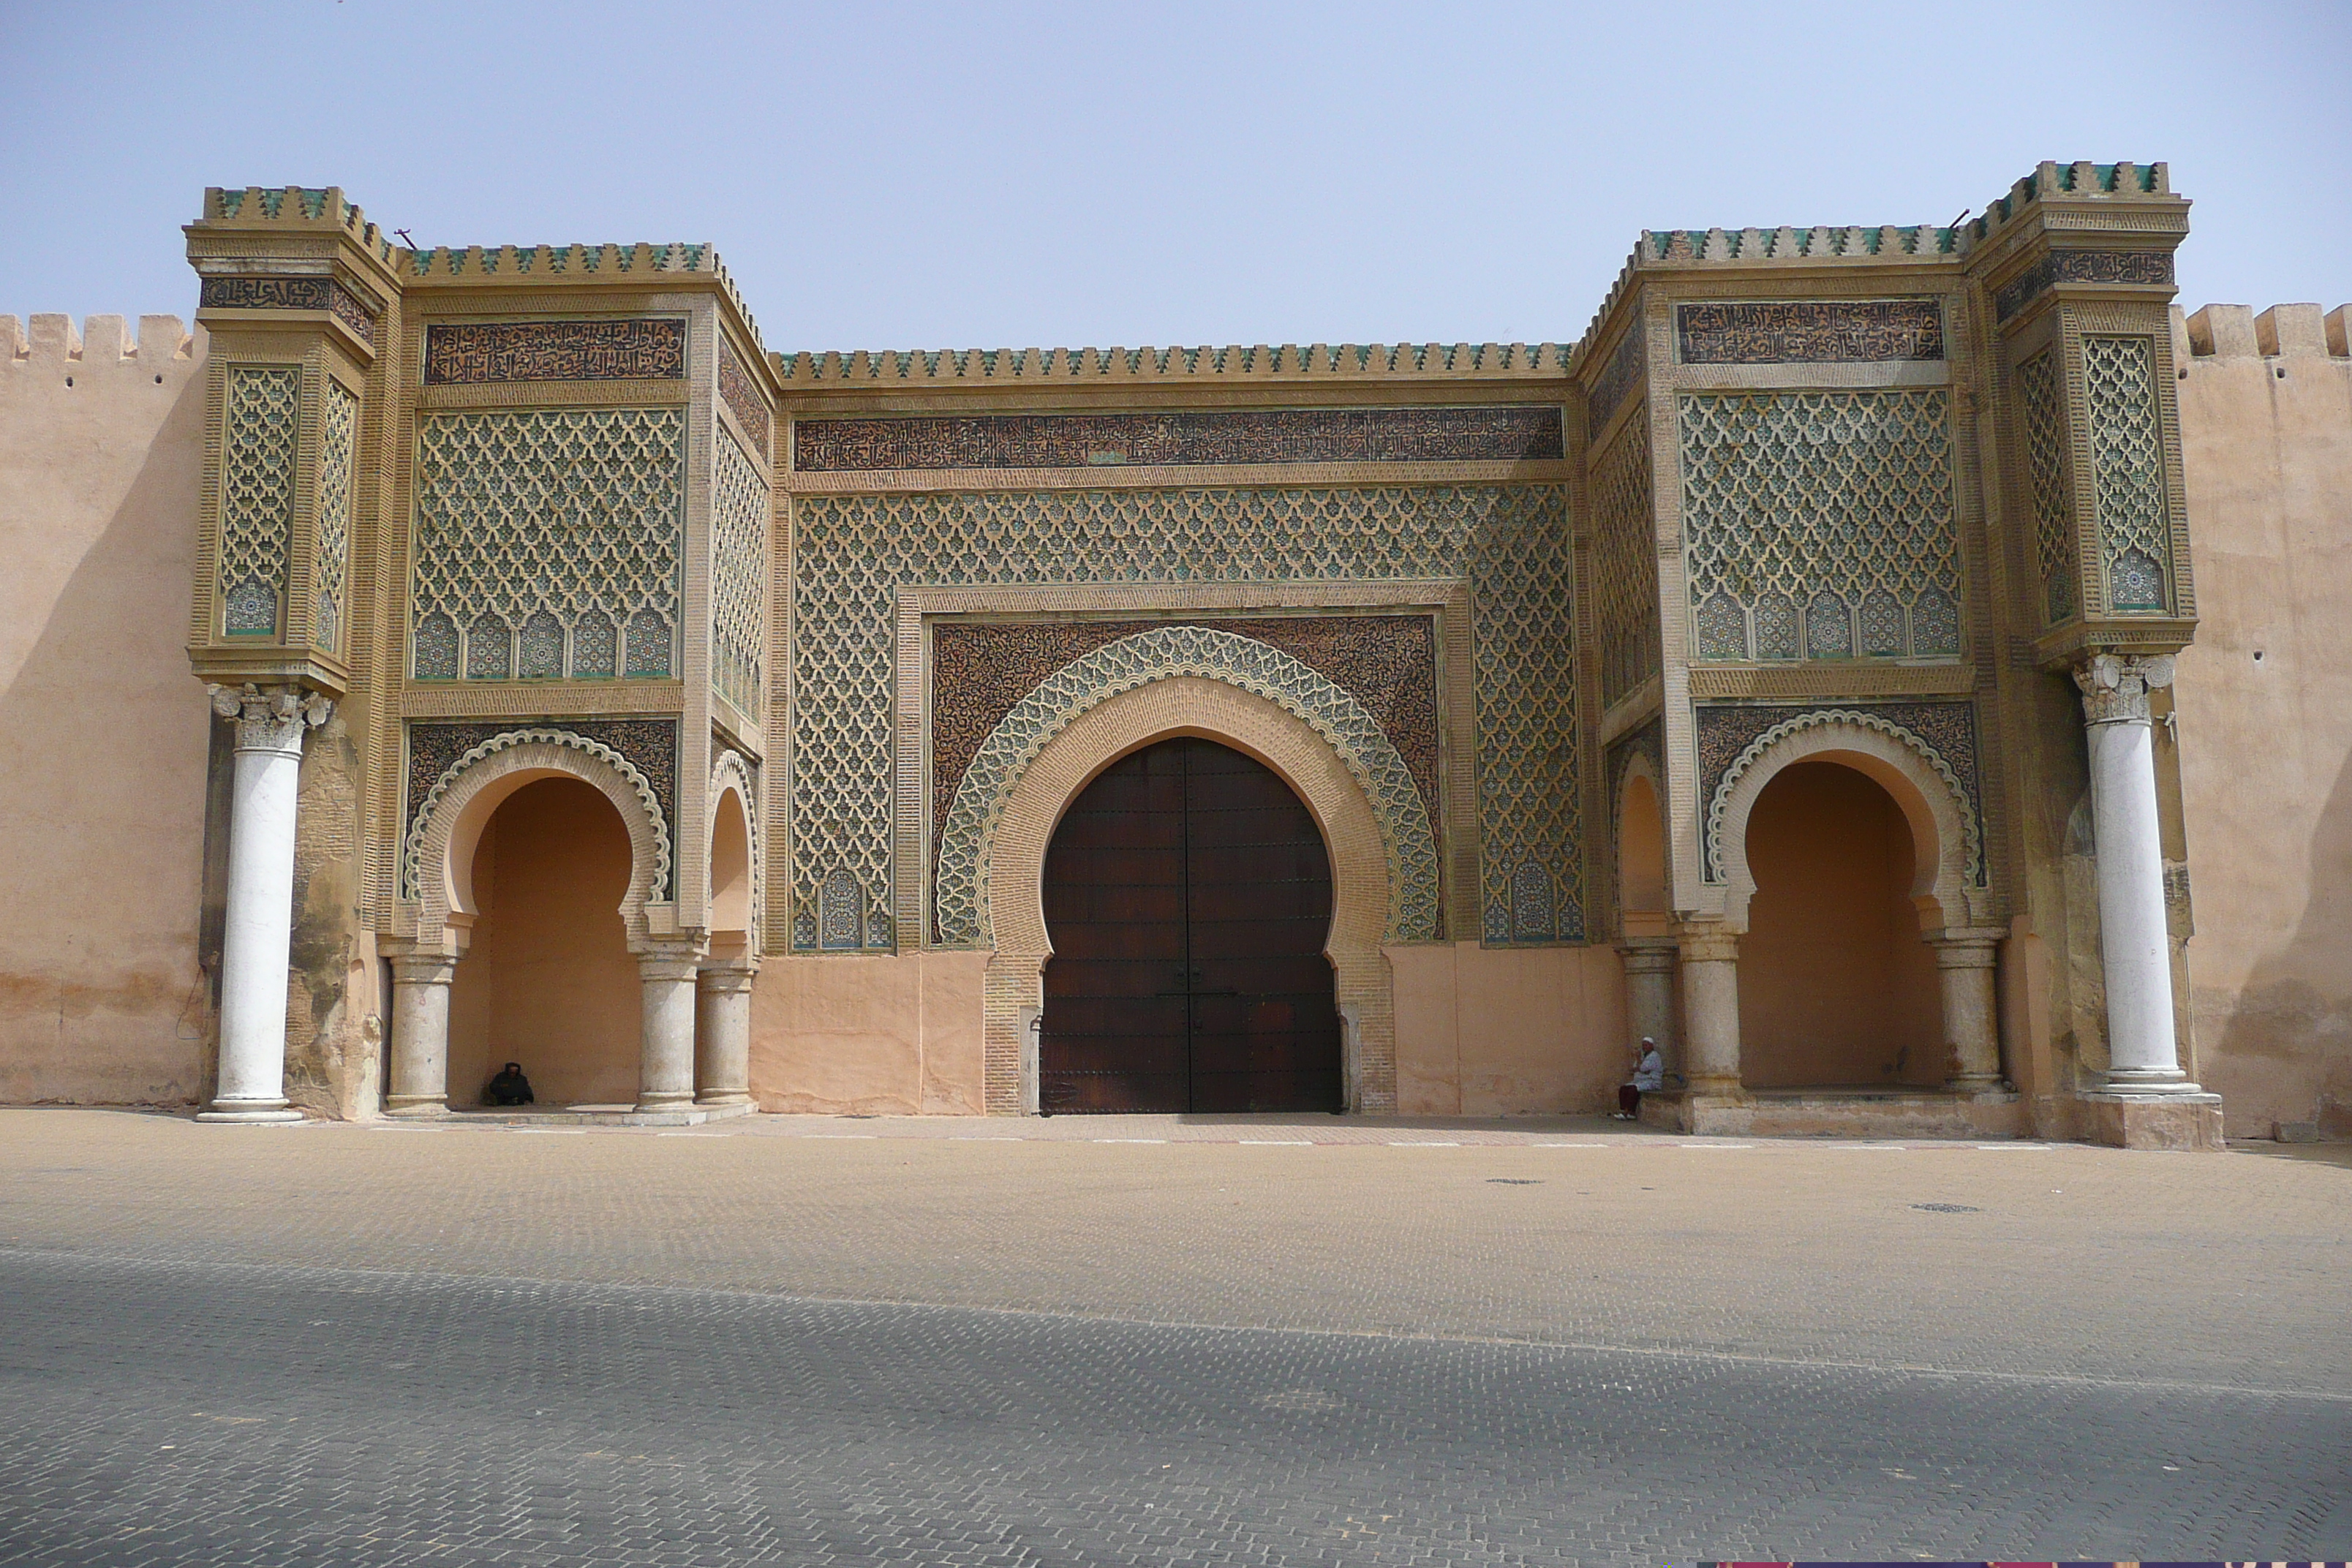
[1,1109,2346,1564]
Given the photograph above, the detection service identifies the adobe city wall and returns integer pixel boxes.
[0,314,214,1104]
[3,302,2349,1131]
[2170,303,2352,1138]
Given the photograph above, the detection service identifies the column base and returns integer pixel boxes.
[694,1090,754,1108]
[635,1091,698,1113]
[2101,1067,2207,1096]
[2078,1091,2225,1151]
[196,1100,305,1124]
[382,1096,452,1118]
[1636,1089,1749,1135]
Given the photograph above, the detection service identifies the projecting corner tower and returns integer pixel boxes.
[1573,160,2212,1146]
[184,187,781,1122]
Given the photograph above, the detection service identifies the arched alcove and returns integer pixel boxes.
[1618,767,1670,939]
[445,777,641,1107]
[709,783,753,943]
[1735,761,1943,1088]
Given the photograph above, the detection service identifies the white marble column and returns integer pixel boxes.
[1618,939,1679,1077]
[382,945,457,1116]
[1677,925,1742,1096]
[637,942,706,1112]
[2073,653,2201,1094]
[198,684,330,1123]
[1930,930,2004,1090]
[694,961,757,1107]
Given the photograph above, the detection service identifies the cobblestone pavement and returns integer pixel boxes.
[2,1110,2346,1564]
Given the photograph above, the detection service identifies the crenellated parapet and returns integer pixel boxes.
[2,312,197,369]
[772,340,1572,385]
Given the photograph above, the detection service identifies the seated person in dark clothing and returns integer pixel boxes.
[483,1062,535,1107]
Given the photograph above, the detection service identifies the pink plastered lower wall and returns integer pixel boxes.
[0,314,211,1106]
[1388,942,1628,1116]
[748,951,990,1114]
[2171,303,2352,1137]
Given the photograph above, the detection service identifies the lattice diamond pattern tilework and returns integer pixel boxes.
[218,366,301,638]
[2083,336,2172,614]
[2017,350,2077,624]
[412,408,683,680]
[1590,417,1657,708]
[1678,390,1959,663]
[311,379,356,655]
[792,484,1578,951]
[932,626,1442,949]
[1472,493,1582,943]
[710,428,769,717]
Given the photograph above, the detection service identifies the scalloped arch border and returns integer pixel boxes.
[1703,706,1980,886]
[403,726,673,900]
[935,626,1440,947]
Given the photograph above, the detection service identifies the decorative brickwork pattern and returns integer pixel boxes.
[791,484,1577,951]
[1694,701,1982,885]
[715,336,771,462]
[1586,328,1644,433]
[421,319,687,385]
[1676,301,1944,363]
[930,616,1439,886]
[1994,249,2174,322]
[411,408,683,681]
[793,406,1562,472]
[1589,416,1657,707]
[2082,336,2172,613]
[934,627,1441,948]
[217,366,301,638]
[709,427,768,716]
[402,718,678,897]
[1678,391,1959,663]
[2016,350,2076,623]
[1470,497,1582,943]
[311,380,357,655]
[200,276,378,345]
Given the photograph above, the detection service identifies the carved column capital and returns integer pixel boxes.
[1616,941,1679,977]
[696,962,759,996]
[1677,925,1741,966]
[206,682,333,754]
[2071,652,2174,726]
[385,951,459,990]
[636,937,710,984]
[1927,929,2003,970]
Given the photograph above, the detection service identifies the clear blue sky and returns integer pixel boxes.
[3,1,2345,353]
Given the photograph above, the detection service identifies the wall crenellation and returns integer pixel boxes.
[402,242,764,354]
[2173,303,2352,361]
[204,185,396,265]
[1569,162,2178,369]
[1967,160,2173,249]
[199,187,769,355]
[770,341,1573,385]
[1,314,198,366]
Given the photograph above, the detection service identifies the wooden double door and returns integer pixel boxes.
[1039,737,1344,1113]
